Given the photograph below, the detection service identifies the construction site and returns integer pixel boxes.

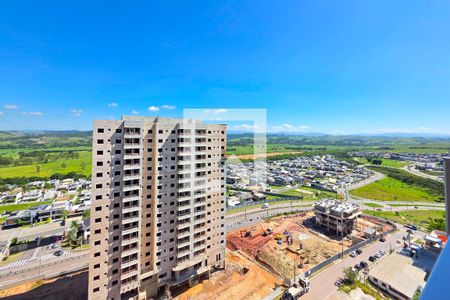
[226,208,393,280]
[174,200,394,300]
[173,251,282,300]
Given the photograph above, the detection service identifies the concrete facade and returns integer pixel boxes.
[314,199,360,237]
[88,116,226,300]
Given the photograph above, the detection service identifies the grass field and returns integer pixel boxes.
[0,151,91,178]
[0,201,53,213]
[354,157,409,168]
[279,187,340,200]
[0,146,92,157]
[350,177,439,202]
[388,203,442,207]
[364,203,383,208]
[363,209,445,230]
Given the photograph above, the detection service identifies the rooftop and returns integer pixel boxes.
[369,252,426,299]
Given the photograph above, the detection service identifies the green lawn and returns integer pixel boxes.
[388,203,442,207]
[355,157,409,168]
[364,203,383,208]
[0,201,53,213]
[0,151,91,178]
[421,169,444,176]
[279,187,339,200]
[363,209,446,230]
[0,146,92,157]
[350,177,439,202]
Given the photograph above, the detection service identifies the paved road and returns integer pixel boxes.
[0,222,64,246]
[0,250,72,271]
[302,226,426,300]
[0,251,88,289]
[403,164,443,182]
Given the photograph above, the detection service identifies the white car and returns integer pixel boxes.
[374,252,382,258]
[379,250,385,256]
[350,251,357,257]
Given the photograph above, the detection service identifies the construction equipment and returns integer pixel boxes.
[263,227,273,237]
[240,230,252,238]
[282,277,310,299]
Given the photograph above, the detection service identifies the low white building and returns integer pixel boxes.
[368,252,426,300]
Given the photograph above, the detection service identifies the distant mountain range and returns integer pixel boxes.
[1,129,450,139]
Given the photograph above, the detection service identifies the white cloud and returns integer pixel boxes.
[148,106,160,112]
[22,111,43,116]
[108,102,118,108]
[161,105,176,110]
[0,112,4,116]
[269,123,310,132]
[131,110,140,115]
[70,109,83,117]
[203,108,228,114]
[228,123,255,131]
[4,104,18,110]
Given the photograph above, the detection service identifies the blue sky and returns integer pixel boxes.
[1,1,450,134]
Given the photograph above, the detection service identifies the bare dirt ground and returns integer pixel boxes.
[0,271,87,300]
[226,213,390,279]
[174,251,281,300]
[227,212,351,278]
[228,151,302,160]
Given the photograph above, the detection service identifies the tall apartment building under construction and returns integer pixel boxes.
[314,199,360,237]
[88,116,226,300]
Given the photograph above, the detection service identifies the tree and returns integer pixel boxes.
[80,161,86,170]
[61,162,67,169]
[82,209,91,219]
[70,220,78,229]
[67,228,78,246]
[428,218,446,231]
[343,267,358,284]
[36,165,41,173]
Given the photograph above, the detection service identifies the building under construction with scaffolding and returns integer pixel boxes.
[314,199,361,237]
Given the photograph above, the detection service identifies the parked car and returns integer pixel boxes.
[335,278,345,287]
[356,249,363,255]
[396,239,401,244]
[369,256,376,262]
[360,261,368,268]
[354,264,362,271]
[53,250,63,256]
[374,252,382,259]
[379,237,386,242]
[350,251,357,257]
[379,250,386,256]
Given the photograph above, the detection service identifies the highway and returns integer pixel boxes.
[0,222,64,246]
[0,251,88,290]
[403,163,443,182]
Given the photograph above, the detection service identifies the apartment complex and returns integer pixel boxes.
[314,199,360,237]
[88,116,226,300]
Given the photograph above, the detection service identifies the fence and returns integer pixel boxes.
[227,197,306,211]
[302,221,398,278]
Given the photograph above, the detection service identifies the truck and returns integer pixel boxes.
[405,224,418,231]
[282,277,310,299]
[263,227,273,237]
